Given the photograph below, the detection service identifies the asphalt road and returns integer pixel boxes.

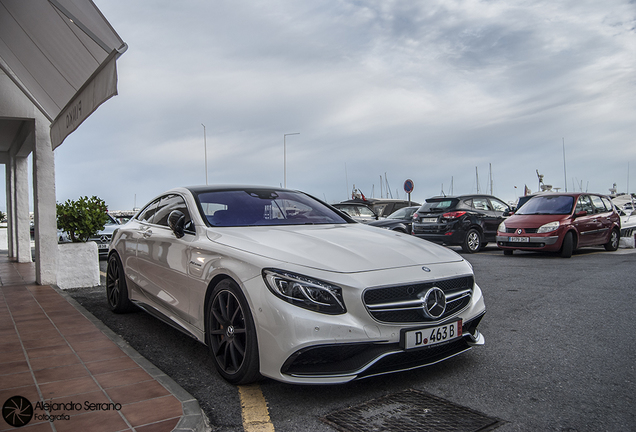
[69,246,636,432]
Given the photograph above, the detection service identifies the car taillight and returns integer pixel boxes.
[442,211,466,219]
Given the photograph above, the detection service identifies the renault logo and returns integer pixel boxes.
[421,287,446,319]
[516,229,523,235]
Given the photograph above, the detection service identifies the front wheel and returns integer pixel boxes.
[462,229,482,253]
[604,228,619,251]
[206,279,261,385]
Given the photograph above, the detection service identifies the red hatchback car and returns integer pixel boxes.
[496,193,621,258]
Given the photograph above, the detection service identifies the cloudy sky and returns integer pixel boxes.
[49,0,636,211]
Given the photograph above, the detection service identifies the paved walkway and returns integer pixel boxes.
[0,255,208,432]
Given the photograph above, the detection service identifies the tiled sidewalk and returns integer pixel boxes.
[0,256,208,432]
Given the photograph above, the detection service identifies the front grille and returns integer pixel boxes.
[505,228,538,234]
[363,276,473,323]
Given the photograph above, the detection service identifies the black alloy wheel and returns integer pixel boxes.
[206,279,261,384]
[604,228,620,251]
[462,228,482,253]
[106,254,135,313]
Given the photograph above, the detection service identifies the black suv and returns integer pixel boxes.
[412,194,511,253]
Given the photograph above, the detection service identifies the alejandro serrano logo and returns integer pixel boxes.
[3,396,122,427]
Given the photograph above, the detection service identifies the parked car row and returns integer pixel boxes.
[368,192,621,259]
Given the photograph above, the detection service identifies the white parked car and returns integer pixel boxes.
[107,186,486,384]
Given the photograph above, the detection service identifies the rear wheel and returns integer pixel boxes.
[604,228,619,251]
[106,254,136,313]
[206,279,261,385]
[462,229,482,253]
[560,232,574,258]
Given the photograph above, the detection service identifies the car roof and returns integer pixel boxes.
[183,185,292,194]
[425,194,501,200]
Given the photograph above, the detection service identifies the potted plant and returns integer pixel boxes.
[56,196,109,289]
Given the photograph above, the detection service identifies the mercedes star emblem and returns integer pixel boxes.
[421,287,446,319]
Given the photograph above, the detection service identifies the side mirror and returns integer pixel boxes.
[168,210,186,238]
[574,210,587,218]
[503,210,514,216]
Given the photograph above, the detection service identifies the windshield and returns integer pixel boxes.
[419,199,458,213]
[105,214,119,225]
[387,207,417,220]
[196,189,349,227]
[516,195,574,215]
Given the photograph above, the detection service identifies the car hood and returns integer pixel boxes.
[505,214,570,228]
[207,224,463,273]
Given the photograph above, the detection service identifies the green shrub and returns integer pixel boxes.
[57,196,109,243]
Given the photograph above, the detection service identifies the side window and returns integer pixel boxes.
[489,198,509,212]
[459,199,473,210]
[600,197,614,212]
[576,195,594,214]
[154,194,193,231]
[590,195,606,214]
[136,199,160,223]
[472,197,492,211]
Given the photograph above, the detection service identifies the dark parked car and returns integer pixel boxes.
[412,194,511,253]
[496,193,620,258]
[339,198,420,218]
[368,206,419,233]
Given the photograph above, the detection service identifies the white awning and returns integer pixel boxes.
[0,0,126,149]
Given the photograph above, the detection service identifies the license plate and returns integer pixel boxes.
[420,217,437,223]
[508,236,529,242]
[402,320,462,350]
[98,243,109,249]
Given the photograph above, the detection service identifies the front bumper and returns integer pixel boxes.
[244,262,486,384]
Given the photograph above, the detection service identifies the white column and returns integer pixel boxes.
[5,157,16,257]
[32,118,57,285]
[15,156,32,263]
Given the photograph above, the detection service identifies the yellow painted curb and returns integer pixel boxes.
[239,383,275,432]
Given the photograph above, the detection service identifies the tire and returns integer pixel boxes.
[106,253,136,313]
[206,279,261,385]
[503,249,513,256]
[560,232,574,258]
[461,229,482,253]
[604,228,619,251]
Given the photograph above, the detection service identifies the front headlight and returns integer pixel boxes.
[497,221,506,233]
[537,221,560,233]
[262,269,346,315]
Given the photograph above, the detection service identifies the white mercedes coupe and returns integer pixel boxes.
[106,186,486,384]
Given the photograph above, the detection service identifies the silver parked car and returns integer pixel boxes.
[106,186,486,384]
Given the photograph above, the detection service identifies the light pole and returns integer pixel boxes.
[202,123,208,185]
[284,132,299,188]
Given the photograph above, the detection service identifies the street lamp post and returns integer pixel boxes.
[284,132,299,188]
[202,123,208,185]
